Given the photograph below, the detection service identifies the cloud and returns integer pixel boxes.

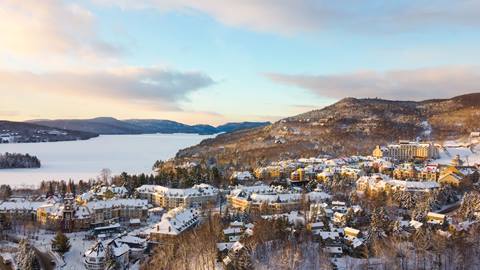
[0,110,20,117]
[0,67,215,110]
[95,0,480,35]
[265,66,480,100]
[0,0,120,66]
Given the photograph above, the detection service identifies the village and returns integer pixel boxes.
[1,135,480,269]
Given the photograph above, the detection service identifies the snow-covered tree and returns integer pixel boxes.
[459,192,480,220]
[16,239,39,270]
[104,244,118,270]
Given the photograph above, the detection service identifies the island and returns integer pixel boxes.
[0,152,41,169]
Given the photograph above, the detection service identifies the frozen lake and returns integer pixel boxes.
[0,134,212,187]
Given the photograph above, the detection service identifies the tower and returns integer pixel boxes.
[62,191,75,232]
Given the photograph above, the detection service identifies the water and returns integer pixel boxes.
[0,134,212,187]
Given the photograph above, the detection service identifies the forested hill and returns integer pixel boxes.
[0,121,98,143]
[30,117,270,135]
[176,93,480,167]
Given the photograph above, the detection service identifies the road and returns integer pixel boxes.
[33,247,54,270]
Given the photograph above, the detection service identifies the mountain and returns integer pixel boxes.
[0,121,98,143]
[30,117,144,135]
[175,93,480,167]
[216,122,271,133]
[29,118,270,135]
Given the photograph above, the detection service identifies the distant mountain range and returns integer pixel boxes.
[28,117,270,135]
[0,121,98,143]
[176,93,480,167]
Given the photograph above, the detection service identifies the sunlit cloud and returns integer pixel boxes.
[265,66,480,100]
[0,67,215,110]
[0,0,120,68]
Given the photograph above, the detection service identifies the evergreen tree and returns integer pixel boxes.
[0,184,12,200]
[51,231,71,254]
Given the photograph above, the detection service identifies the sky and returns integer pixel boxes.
[1,0,480,125]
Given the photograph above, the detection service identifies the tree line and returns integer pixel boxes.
[0,152,41,169]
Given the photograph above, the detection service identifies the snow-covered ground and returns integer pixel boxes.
[0,133,213,187]
[27,230,95,270]
[437,143,480,165]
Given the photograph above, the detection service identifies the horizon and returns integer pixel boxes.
[12,91,480,125]
[2,1,480,125]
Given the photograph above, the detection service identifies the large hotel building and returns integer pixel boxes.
[373,141,439,161]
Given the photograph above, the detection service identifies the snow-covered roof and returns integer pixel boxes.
[387,180,440,190]
[136,184,218,198]
[217,242,234,252]
[323,246,343,254]
[231,171,254,181]
[357,174,439,191]
[118,235,146,246]
[230,221,244,227]
[85,242,106,259]
[230,185,274,197]
[0,200,46,212]
[261,211,305,225]
[149,207,199,236]
[86,199,148,211]
[409,220,423,229]
[223,227,242,235]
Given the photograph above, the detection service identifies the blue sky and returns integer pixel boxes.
[1,0,480,124]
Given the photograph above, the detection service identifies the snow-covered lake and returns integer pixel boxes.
[0,134,212,187]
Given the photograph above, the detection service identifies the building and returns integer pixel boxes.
[0,133,16,143]
[84,239,130,270]
[426,212,447,226]
[356,174,440,194]
[86,199,148,227]
[136,184,218,209]
[0,199,46,222]
[438,170,468,187]
[36,198,148,231]
[393,163,418,180]
[290,168,306,182]
[372,141,439,161]
[231,171,254,182]
[228,185,331,213]
[84,242,107,270]
[417,164,439,181]
[228,185,274,211]
[148,207,200,240]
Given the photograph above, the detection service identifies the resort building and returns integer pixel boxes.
[0,198,48,222]
[36,197,148,231]
[148,207,200,239]
[356,174,440,194]
[228,185,331,213]
[372,141,439,161]
[136,184,218,209]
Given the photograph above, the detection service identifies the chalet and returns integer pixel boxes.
[84,239,130,270]
[333,212,347,226]
[231,171,254,182]
[148,207,199,240]
[307,221,325,231]
[426,212,447,226]
[323,246,343,258]
[343,227,364,250]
